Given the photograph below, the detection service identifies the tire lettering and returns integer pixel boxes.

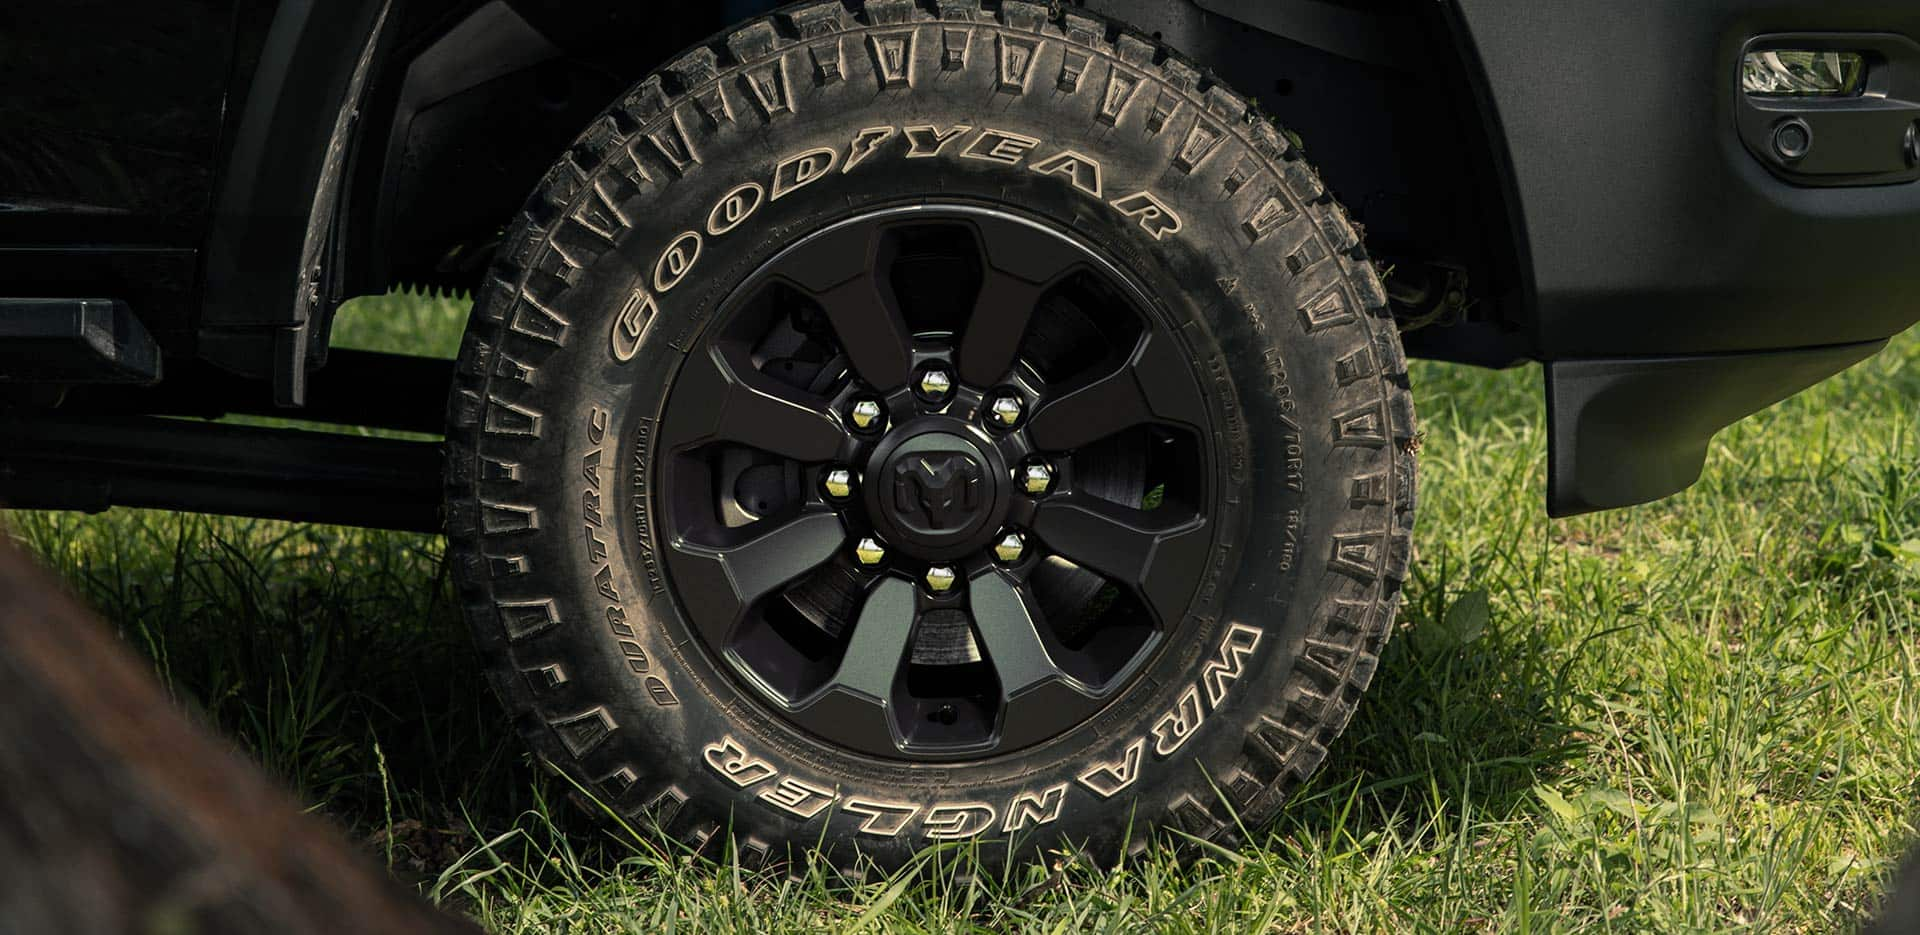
[652,231,702,293]
[1201,623,1263,706]
[843,126,896,174]
[1110,191,1183,241]
[903,124,972,158]
[771,146,838,200]
[923,803,996,840]
[1150,684,1204,756]
[1001,783,1067,832]
[759,776,838,818]
[1076,737,1145,798]
[962,127,1041,166]
[705,182,765,236]
[843,798,919,837]
[610,287,657,363]
[1029,150,1104,198]
[703,736,776,788]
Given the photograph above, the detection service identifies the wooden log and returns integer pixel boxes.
[0,540,478,934]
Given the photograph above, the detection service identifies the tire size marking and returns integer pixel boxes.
[608,125,1183,364]
[581,407,676,705]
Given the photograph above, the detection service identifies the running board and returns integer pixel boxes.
[0,298,161,384]
[0,415,442,532]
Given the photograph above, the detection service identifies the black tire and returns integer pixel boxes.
[445,0,1415,873]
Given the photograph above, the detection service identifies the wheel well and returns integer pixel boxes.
[332,0,1528,367]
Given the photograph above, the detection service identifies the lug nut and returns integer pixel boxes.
[854,537,886,566]
[1021,462,1054,495]
[987,393,1024,428]
[924,565,958,593]
[993,532,1026,563]
[917,366,954,400]
[822,468,854,500]
[849,399,885,432]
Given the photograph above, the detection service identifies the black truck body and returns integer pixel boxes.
[3,0,1917,525]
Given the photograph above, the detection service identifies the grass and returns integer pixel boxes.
[6,293,1919,932]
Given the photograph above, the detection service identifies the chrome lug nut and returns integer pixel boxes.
[849,399,885,432]
[854,537,887,566]
[988,393,1024,428]
[993,532,1026,563]
[924,565,958,593]
[822,468,855,500]
[917,366,954,400]
[1021,462,1054,495]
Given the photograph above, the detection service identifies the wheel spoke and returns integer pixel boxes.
[969,570,1111,751]
[787,577,917,753]
[767,221,913,391]
[956,216,1087,387]
[805,577,917,705]
[663,344,845,462]
[966,570,1077,699]
[1031,494,1209,627]
[666,511,846,645]
[1024,329,1207,451]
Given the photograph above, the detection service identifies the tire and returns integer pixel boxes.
[444,0,1415,873]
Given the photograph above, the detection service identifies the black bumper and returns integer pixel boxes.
[1452,0,1920,513]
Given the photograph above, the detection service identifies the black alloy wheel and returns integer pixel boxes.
[661,206,1217,761]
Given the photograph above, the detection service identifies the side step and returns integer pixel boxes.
[0,415,442,532]
[0,298,161,384]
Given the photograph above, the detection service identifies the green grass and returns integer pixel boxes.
[7,295,1919,932]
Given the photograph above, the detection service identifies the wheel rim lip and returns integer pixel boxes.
[651,200,1227,763]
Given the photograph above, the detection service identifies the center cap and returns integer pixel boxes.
[865,427,1007,560]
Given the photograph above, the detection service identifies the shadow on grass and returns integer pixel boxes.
[8,505,1591,889]
[1270,558,1582,853]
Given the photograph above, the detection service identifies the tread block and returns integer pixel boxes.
[481,501,539,535]
[1298,283,1356,333]
[1329,531,1386,583]
[996,34,1041,93]
[487,553,529,579]
[509,294,571,346]
[1000,0,1048,32]
[739,61,794,118]
[1160,58,1201,92]
[1058,48,1092,91]
[941,26,972,70]
[1204,87,1248,121]
[1173,116,1226,173]
[597,765,637,798]
[548,706,616,758]
[645,110,700,175]
[640,784,688,829]
[1062,10,1102,46]
[484,397,543,439]
[725,20,780,62]
[524,663,568,692]
[867,30,915,88]
[1166,793,1226,839]
[1330,401,1388,448]
[865,0,914,26]
[1243,190,1296,242]
[1146,88,1181,134]
[1333,346,1376,385]
[807,39,844,84]
[620,75,671,123]
[1096,65,1142,127]
[496,598,560,640]
[1347,473,1389,508]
